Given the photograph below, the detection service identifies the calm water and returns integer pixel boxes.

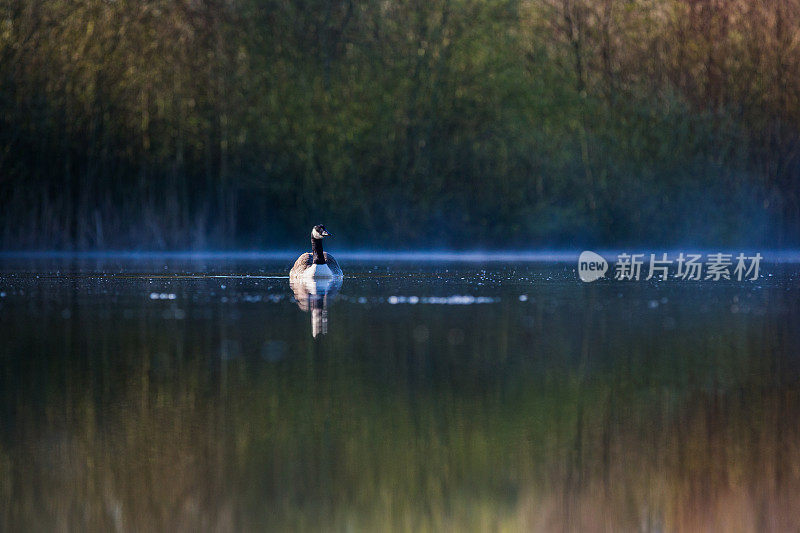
[1,254,799,531]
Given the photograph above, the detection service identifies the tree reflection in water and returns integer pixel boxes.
[1,261,799,531]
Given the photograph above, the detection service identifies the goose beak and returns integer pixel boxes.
[321,229,331,237]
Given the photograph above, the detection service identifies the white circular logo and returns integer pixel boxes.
[578,251,608,282]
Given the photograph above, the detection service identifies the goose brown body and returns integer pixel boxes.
[289,252,342,278]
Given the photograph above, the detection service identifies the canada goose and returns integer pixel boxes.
[289,224,343,279]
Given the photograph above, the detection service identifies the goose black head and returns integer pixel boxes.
[311,224,331,239]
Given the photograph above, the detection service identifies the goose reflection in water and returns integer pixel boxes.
[290,277,342,337]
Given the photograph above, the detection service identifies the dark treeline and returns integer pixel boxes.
[1,0,800,249]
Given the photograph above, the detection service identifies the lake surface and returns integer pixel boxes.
[1,254,799,531]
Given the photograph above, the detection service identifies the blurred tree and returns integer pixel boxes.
[0,0,796,248]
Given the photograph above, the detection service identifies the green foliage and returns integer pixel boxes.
[0,0,795,248]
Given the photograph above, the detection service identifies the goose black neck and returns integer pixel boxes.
[311,237,325,264]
